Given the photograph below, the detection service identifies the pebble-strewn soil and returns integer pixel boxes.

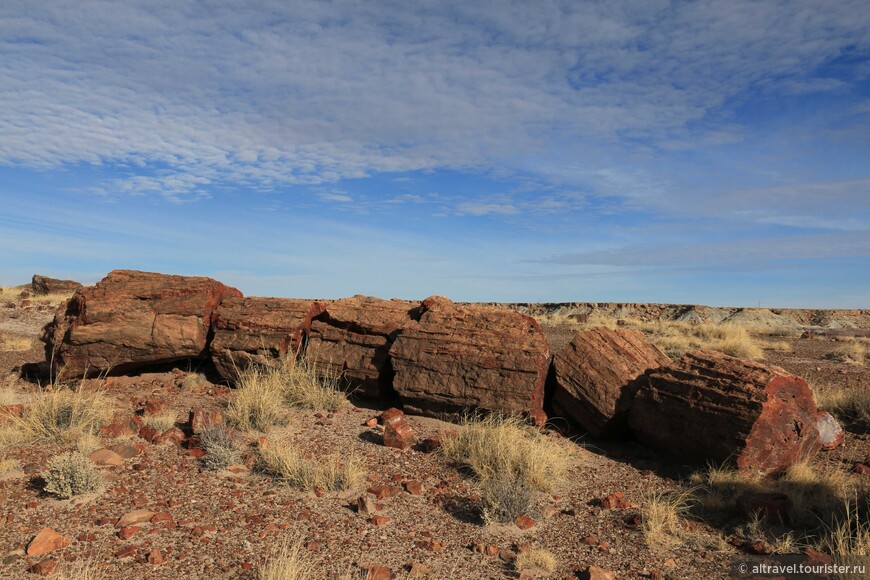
[0,295,868,579]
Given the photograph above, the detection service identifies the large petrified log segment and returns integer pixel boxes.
[390,297,550,420]
[628,351,822,476]
[305,296,417,398]
[210,297,325,381]
[41,270,241,380]
[552,328,669,438]
[31,274,82,295]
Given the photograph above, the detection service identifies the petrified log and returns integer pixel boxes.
[305,296,416,398]
[31,274,82,295]
[41,270,241,379]
[628,351,822,476]
[210,296,324,380]
[552,328,669,437]
[389,297,550,421]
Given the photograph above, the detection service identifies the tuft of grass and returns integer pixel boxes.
[259,438,364,492]
[514,547,557,574]
[0,386,16,406]
[43,451,103,498]
[481,472,538,524]
[819,499,870,561]
[75,431,102,454]
[9,387,113,444]
[227,355,346,431]
[641,487,697,550]
[813,381,870,430]
[199,426,243,471]
[0,332,33,351]
[142,411,178,432]
[0,456,21,476]
[824,342,866,366]
[55,559,106,580]
[226,366,287,431]
[638,321,763,360]
[440,414,569,492]
[258,538,316,580]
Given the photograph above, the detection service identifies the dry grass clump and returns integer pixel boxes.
[0,285,74,307]
[641,487,698,550]
[0,386,16,406]
[813,382,870,430]
[227,356,346,432]
[0,456,21,477]
[824,341,866,366]
[514,547,557,574]
[199,426,243,471]
[43,451,102,498]
[142,411,178,432]
[9,387,113,444]
[440,414,569,492]
[819,500,870,561]
[258,438,364,492]
[0,332,34,351]
[481,472,538,524]
[55,560,106,580]
[258,537,316,580]
[638,321,763,359]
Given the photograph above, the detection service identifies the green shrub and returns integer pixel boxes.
[43,451,102,498]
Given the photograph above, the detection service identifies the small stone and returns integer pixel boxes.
[89,448,124,467]
[148,548,164,564]
[514,515,535,530]
[499,549,517,563]
[114,546,137,559]
[379,408,404,424]
[600,491,632,509]
[407,562,431,578]
[383,415,416,450]
[371,516,390,526]
[118,525,140,540]
[419,434,443,453]
[367,485,402,500]
[28,559,59,577]
[356,496,377,515]
[365,565,392,580]
[155,427,185,445]
[189,409,223,434]
[365,418,378,427]
[404,481,424,495]
[581,535,598,545]
[150,512,173,524]
[109,443,141,459]
[579,566,617,580]
[116,510,156,528]
[143,399,162,416]
[26,528,71,556]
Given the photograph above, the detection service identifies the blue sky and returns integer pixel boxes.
[1,1,868,307]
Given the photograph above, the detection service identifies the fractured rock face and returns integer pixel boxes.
[305,296,417,398]
[390,297,550,419]
[41,270,241,380]
[210,296,324,380]
[628,351,822,476]
[552,327,668,438]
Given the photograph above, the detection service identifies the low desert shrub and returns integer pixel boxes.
[43,451,102,498]
[481,472,538,524]
[199,426,243,470]
[440,414,569,492]
[258,537,316,580]
[142,411,178,432]
[12,387,113,444]
[514,547,557,573]
[259,439,364,492]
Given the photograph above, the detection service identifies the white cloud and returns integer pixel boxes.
[0,0,868,209]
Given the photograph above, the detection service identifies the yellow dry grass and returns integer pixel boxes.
[813,381,870,430]
[55,559,107,580]
[227,355,346,432]
[440,414,570,492]
[0,456,21,476]
[0,332,34,351]
[142,410,178,432]
[824,341,866,366]
[7,387,113,445]
[641,487,697,550]
[636,320,763,359]
[258,438,365,492]
[819,499,870,562]
[258,538,317,580]
[514,547,557,574]
[0,285,74,307]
